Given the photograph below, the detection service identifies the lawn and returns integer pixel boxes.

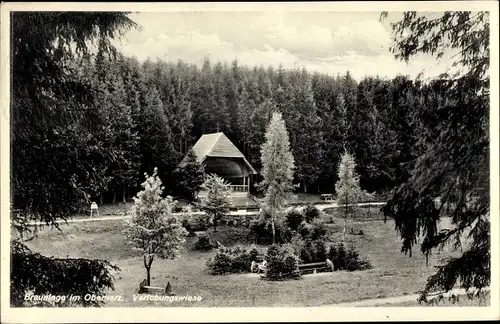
[375,292,491,307]
[20,207,480,308]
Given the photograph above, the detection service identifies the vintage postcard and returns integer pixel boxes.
[1,1,498,323]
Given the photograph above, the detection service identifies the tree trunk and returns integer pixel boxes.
[112,191,116,205]
[303,179,307,193]
[100,193,103,206]
[344,193,349,238]
[146,266,151,286]
[123,187,127,203]
[342,215,346,243]
[271,218,276,244]
[144,256,154,286]
[144,256,151,286]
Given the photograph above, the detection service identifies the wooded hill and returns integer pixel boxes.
[12,51,454,206]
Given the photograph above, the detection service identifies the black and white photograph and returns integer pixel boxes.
[1,1,498,322]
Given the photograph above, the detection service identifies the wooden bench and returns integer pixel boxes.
[138,280,175,295]
[320,194,334,201]
[298,261,332,274]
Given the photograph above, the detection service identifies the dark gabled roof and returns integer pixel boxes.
[190,132,257,174]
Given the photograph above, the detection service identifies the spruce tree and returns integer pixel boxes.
[10,11,138,307]
[173,150,206,200]
[381,11,490,298]
[200,174,232,232]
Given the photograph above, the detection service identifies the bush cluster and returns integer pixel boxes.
[181,213,209,232]
[206,246,264,275]
[248,218,293,245]
[295,238,329,264]
[194,233,217,251]
[303,204,321,223]
[291,236,371,271]
[263,244,301,281]
[248,206,328,245]
[326,243,372,271]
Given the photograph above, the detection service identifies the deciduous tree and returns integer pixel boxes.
[259,112,295,244]
[123,168,188,286]
[335,152,363,242]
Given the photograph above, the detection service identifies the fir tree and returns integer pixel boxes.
[381,11,490,299]
[200,174,232,232]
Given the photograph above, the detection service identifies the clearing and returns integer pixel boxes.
[21,205,482,307]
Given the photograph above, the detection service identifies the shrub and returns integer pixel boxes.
[206,252,233,275]
[303,204,321,223]
[206,245,265,275]
[249,218,292,245]
[326,243,371,271]
[173,205,184,213]
[290,234,305,256]
[286,210,304,231]
[249,219,259,231]
[298,221,313,239]
[248,246,265,263]
[345,246,372,271]
[335,243,347,270]
[310,218,328,240]
[300,240,315,264]
[265,244,301,281]
[209,226,253,246]
[194,234,216,251]
[327,243,337,262]
[314,239,327,261]
[183,213,209,231]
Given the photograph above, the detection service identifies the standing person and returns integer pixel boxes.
[90,201,99,218]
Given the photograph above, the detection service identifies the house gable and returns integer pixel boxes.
[187,132,257,174]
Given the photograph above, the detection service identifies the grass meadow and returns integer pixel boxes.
[19,203,486,308]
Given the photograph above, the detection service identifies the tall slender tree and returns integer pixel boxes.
[259,112,295,244]
[335,152,363,242]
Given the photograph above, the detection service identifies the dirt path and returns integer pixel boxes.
[26,202,387,226]
[325,287,490,307]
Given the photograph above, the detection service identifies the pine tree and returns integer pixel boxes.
[259,112,295,244]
